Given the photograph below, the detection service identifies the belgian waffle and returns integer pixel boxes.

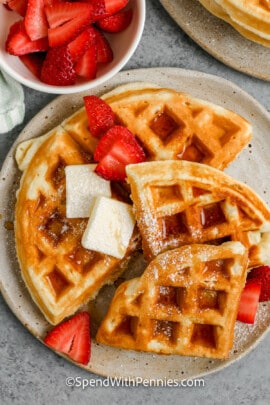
[15,126,139,325]
[62,82,252,170]
[96,242,248,359]
[126,160,270,267]
[198,0,270,47]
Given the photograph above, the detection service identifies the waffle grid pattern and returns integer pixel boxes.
[102,87,252,169]
[96,243,248,359]
[15,127,138,325]
[126,161,270,267]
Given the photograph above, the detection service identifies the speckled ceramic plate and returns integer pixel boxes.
[1,68,270,381]
[160,0,270,81]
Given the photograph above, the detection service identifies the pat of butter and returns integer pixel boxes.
[65,164,111,218]
[82,196,136,259]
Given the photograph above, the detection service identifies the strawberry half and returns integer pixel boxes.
[40,45,76,85]
[94,28,113,63]
[97,9,133,33]
[44,312,91,365]
[68,26,96,63]
[45,2,94,47]
[84,95,115,138]
[5,20,48,55]
[75,44,97,79]
[94,125,146,181]
[45,2,92,28]
[248,265,270,301]
[237,280,261,324]
[24,0,48,40]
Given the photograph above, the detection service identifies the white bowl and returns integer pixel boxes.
[0,0,145,94]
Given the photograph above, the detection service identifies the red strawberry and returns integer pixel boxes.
[85,0,106,20]
[97,9,132,33]
[43,0,63,5]
[44,312,91,365]
[25,0,48,40]
[5,20,48,55]
[94,125,145,181]
[75,44,97,79]
[40,45,76,85]
[68,26,96,63]
[6,0,27,16]
[45,2,92,28]
[237,280,261,324]
[19,52,46,77]
[84,95,115,137]
[104,0,129,15]
[248,265,270,301]
[45,2,94,47]
[94,28,113,63]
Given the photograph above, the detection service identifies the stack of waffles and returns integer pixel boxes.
[15,83,270,358]
[198,0,270,47]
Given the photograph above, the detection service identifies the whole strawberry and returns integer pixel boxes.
[247,265,270,302]
[40,45,76,86]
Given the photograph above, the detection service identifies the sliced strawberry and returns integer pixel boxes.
[45,2,94,47]
[86,0,106,20]
[75,44,97,79]
[97,9,132,33]
[19,52,46,77]
[48,17,93,48]
[248,265,270,301]
[94,125,146,181]
[43,0,62,6]
[44,312,91,365]
[6,0,27,16]
[237,280,261,324]
[94,28,113,63]
[45,2,93,28]
[40,45,76,85]
[104,0,129,15]
[68,26,96,63]
[5,20,48,56]
[25,0,48,40]
[83,95,115,138]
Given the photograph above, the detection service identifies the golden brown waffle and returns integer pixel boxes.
[15,126,139,325]
[198,0,270,47]
[218,0,270,37]
[96,242,248,359]
[126,160,270,267]
[62,82,252,170]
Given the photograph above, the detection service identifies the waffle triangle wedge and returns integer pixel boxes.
[96,242,248,359]
[15,126,140,325]
[62,82,252,170]
[126,160,270,267]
